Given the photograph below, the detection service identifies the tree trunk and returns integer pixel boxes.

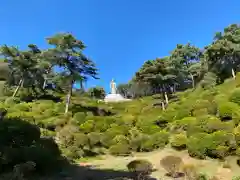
[161,102,165,111]
[232,68,236,79]
[12,79,23,98]
[43,79,47,89]
[80,80,84,90]
[65,80,73,114]
[164,92,169,105]
[190,73,195,88]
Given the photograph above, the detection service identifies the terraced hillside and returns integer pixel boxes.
[1,74,240,179]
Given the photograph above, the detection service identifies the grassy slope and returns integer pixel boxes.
[2,74,240,179]
[74,75,240,179]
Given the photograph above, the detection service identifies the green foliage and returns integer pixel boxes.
[0,117,65,175]
[72,112,86,125]
[109,143,131,156]
[230,88,240,105]
[217,102,240,124]
[187,131,233,159]
[200,72,217,89]
[127,159,153,173]
[187,133,209,159]
[87,86,105,99]
[170,133,187,150]
[0,24,239,178]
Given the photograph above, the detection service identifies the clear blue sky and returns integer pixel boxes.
[0,0,239,92]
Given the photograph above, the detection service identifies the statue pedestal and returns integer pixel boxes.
[104,79,132,103]
[104,93,131,103]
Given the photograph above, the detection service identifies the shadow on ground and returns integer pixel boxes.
[38,163,158,180]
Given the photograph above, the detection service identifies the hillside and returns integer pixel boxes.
[0,24,239,179]
[1,74,240,179]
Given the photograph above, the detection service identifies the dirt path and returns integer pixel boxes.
[83,148,240,179]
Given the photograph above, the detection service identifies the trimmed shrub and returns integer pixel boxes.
[129,133,147,152]
[139,135,156,152]
[72,112,86,125]
[230,88,240,105]
[63,146,85,160]
[170,133,187,150]
[127,159,153,174]
[214,145,229,159]
[217,102,240,125]
[100,126,128,147]
[109,143,131,156]
[57,125,79,148]
[233,176,240,180]
[136,119,162,134]
[88,132,102,146]
[196,173,209,180]
[79,120,95,133]
[160,155,183,177]
[170,117,196,132]
[200,72,217,89]
[187,115,233,136]
[113,135,129,144]
[182,163,198,180]
[150,131,169,148]
[175,107,192,120]
[121,114,136,126]
[192,99,217,116]
[73,133,89,148]
[235,148,240,156]
[14,103,31,112]
[234,125,240,146]
[93,117,113,132]
[187,133,209,159]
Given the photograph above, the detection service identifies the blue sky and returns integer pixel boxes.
[0,0,239,93]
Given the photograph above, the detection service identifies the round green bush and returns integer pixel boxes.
[192,99,217,116]
[140,135,156,152]
[170,133,187,150]
[150,131,169,148]
[109,143,131,156]
[129,132,146,152]
[72,112,86,125]
[236,148,240,156]
[13,103,31,112]
[88,132,102,146]
[113,135,129,144]
[170,117,196,132]
[234,125,240,146]
[218,102,240,124]
[63,146,85,159]
[79,120,95,133]
[100,128,124,147]
[187,133,209,159]
[230,88,240,105]
[136,120,162,135]
[127,159,153,173]
[73,133,89,147]
[214,145,229,159]
[57,125,79,147]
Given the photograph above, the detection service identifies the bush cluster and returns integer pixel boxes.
[3,73,240,178]
[0,113,66,178]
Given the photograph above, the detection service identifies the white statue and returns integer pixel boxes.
[104,78,131,102]
[110,79,117,94]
